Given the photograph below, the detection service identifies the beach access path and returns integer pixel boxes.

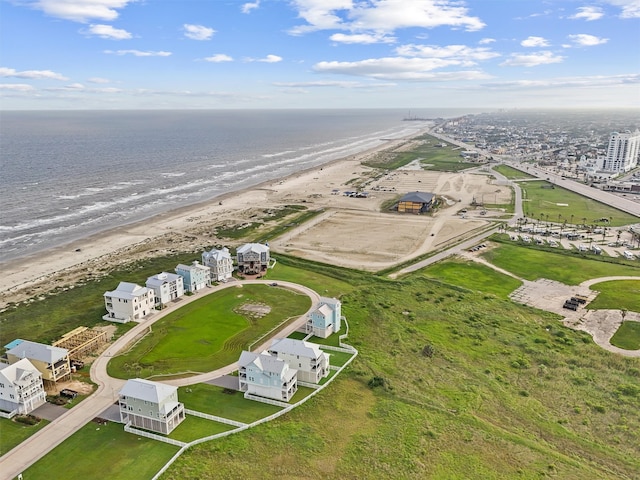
[0,280,320,480]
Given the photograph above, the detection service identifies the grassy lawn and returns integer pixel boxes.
[520,181,638,227]
[169,415,234,442]
[324,349,355,367]
[587,280,640,312]
[0,417,49,456]
[108,284,311,379]
[493,164,536,180]
[610,322,640,350]
[421,258,522,299]
[178,384,283,423]
[23,421,179,480]
[481,242,640,285]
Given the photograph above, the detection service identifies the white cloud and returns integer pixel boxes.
[183,24,215,41]
[241,1,260,13]
[104,49,172,56]
[0,67,68,80]
[87,77,111,83]
[520,36,550,47]
[568,33,609,46]
[479,38,495,44]
[330,33,396,44]
[313,57,491,81]
[500,51,564,67]
[482,73,640,89]
[570,6,605,21]
[257,54,283,63]
[204,54,233,62]
[289,0,485,35]
[0,83,36,91]
[273,80,396,88]
[83,24,132,39]
[23,0,136,23]
[396,44,500,63]
[604,0,640,18]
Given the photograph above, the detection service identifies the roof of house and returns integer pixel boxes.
[4,339,25,350]
[146,272,182,287]
[313,303,333,318]
[238,351,295,381]
[105,281,150,299]
[0,358,41,386]
[237,243,270,255]
[203,248,232,261]
[7,340,69,364]
[119,378,177,404]
[319,297,340,308]
[269,338,324,359]
[175,261,210,273]
[399,191,435,203]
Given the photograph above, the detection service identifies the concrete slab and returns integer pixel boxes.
[32,403,68,422]
[205,374,240,391]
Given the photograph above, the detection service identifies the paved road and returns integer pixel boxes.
[0,279,320,480]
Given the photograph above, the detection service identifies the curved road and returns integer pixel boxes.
[0,279,320,480]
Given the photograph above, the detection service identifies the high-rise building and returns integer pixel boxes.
[601,130,640,173]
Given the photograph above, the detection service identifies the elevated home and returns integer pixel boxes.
[268,338,329,384]
[6,340,71,386]
[238,351,297,402]
[397,191,435,214]
[202,247,234,282]
[0,359,46,415]
[236,243,270,275]
[145,272,185,307]
[307,297,342,338]
[119,378,185,435]
[103,282,155,323]
[175,261,211,293]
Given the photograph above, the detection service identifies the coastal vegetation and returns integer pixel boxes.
[492,164,536,180]
[610,322,640,350]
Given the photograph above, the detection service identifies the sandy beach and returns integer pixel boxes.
[0,129,504,308]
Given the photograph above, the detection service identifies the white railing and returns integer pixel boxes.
[319,344,355,354]
[0,409,17,419]
[243,392,291,408]
[296,381,321,389]
[124,423,188,447]
[184,409,247,428]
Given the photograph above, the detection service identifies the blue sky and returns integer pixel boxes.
[1,0,639,109]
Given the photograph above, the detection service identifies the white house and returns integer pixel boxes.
[145,272,185,307]
[175,261,211,293]
[236,243,270,275]
[238,351,297,402]
[103,282,155,323]
[6,340,71,385]
[267,338,330,384]
[119,378,185,435]
[307,297,342,338]
[0,359,46,415]
[201,247,234,282]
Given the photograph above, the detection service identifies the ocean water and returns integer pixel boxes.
[0,109,473,263]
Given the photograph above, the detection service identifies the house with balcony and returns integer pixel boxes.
[119,378,185,435]
[267,338,329,384]
[236,243,270,275]
[6,340,71,386]
[307,297,342,338]
[103,282,155,323]
[202,247,234,282]
[238,351,297,402]
[175,261,211,293]
[145,272,185,307]
[0,359,47,415]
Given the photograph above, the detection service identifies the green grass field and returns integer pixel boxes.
[23,421,179,480]
[587,280,640,312]
[520,181,638,227]
[492,164,536,180]
[168,415,234,442]
[0,417,49,456]
[108,284,311,378]
[610,321,640,350]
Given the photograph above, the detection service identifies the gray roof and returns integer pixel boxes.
[399,191,434,203]
[119,378,177,404]
[237,243,270,255]
[0,358,41,385]
[105,281,150,300]
[269,338,324,359]
[203,248,231,261]
[7,340,69,364]
[146,272,182,288]
[176,262,210,272]
[238,351,294,379]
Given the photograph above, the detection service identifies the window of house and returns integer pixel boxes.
[0,383,4,388]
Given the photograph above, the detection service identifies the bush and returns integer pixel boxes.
[15,414,40,425]
[367,376,386,389]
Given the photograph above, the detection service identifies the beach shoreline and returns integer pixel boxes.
[0,130,428,307]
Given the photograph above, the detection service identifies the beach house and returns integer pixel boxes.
[0,359,46,415]
[307,297,342,338]
[6,340,71,386]
[397,191,435,214]
[267,338,330,384]
[201,247,234,282]
[119,378,185,435]
[175,261,211,293]
[103,281,155,323]
[236,243,270,275]
[145,272,185,307]
[238,351,298,402]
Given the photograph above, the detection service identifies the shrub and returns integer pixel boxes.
[367,376,386,389]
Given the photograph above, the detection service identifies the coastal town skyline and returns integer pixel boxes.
[1,0,639,110]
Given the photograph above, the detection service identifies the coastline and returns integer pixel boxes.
[0,129,428,306]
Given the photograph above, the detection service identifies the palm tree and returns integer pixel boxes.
[570,214,574,226]
[616,230,622,246]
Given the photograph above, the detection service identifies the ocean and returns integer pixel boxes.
[0,109,474,263]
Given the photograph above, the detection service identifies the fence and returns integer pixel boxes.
[124,423,188,447]
[184,409,247,428]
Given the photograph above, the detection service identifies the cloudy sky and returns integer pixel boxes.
[1,0,639,109]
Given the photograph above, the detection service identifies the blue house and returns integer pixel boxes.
[307,297,342,338]
[175,261,210,293]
